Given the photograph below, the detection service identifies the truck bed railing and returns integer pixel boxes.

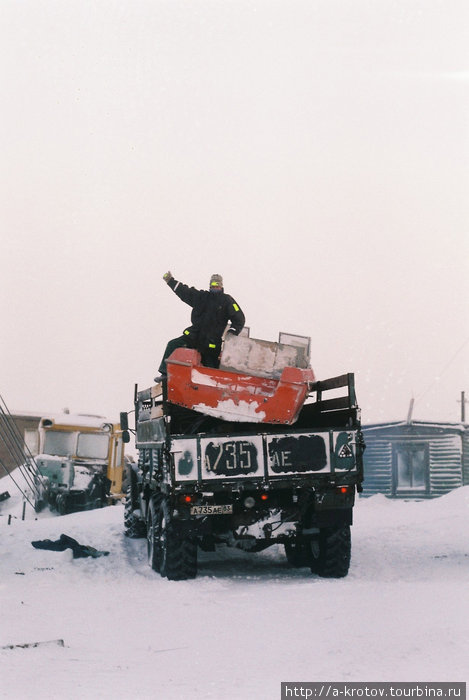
[310,373,357,412]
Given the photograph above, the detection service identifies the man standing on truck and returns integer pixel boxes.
[156,272,245,379]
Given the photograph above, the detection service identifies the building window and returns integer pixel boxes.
[394,444,428,493]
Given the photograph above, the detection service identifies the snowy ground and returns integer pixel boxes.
[0,477,468,700]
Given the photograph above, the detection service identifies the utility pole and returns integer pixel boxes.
[458,391,467,423]
[406,397,415,424]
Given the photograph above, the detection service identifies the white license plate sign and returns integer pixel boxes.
[190,504,233,516]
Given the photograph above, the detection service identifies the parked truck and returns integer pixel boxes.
[122,331,364,580]
[34,413,126,514]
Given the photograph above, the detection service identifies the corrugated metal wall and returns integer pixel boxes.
[362,438,392,496]
[462,429,469,486]
[429,434,462,496]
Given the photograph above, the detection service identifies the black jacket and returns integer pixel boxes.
[168,278,245,350]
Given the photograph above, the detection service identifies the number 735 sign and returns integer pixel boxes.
[200,437,262,478]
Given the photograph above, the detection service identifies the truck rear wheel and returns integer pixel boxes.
[147,496,162,572]
[124,499,147,538]
[124,466,146,539]
[147,497,197,580]
[310,525,351,578]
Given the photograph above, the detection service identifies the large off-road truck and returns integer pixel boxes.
[122,331,364,580]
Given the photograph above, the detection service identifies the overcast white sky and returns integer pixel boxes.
[1,0,468,425]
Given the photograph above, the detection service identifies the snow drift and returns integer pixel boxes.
[0,475,468,699]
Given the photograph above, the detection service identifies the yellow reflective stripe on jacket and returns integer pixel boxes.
[208,343,216,349]
[184,330,190,335]
[233,303,240,312]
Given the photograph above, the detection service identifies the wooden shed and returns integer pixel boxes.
[0,413,42,478]
[361,420,469,498]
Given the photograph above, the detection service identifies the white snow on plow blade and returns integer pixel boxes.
[192,399,266,422]
[191,369,220,387]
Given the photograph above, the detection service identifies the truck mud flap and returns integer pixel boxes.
[312,508,352,529]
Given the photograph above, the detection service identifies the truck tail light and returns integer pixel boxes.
[336,485,352,495]
[179,494,194,504]
[260,493,269,502]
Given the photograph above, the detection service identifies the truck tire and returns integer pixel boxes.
[310,525,351,578]
[34,494,45,513]
[56,493,69,516]
[147,497,197,580]
[124,467,146,539]
[284,540,313,567]
[34,478,50,513]
[124,499,146,538]
[147,495,162,572]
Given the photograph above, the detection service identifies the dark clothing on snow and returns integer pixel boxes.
[159,278,245,374]
[31,534,109,559]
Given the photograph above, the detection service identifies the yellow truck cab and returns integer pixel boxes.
[34,413,125,514]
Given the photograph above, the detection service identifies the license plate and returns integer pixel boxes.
[190,504,233,516]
